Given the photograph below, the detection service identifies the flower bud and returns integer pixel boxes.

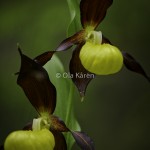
[79,42,123,75]
[4,129,55,150]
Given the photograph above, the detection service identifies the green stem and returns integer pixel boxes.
[65,81,75,125]
[66,0,81,36]
[65,0,79,125]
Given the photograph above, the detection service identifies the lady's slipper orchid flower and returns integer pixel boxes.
[2,48,94,150]
[56,0,149,97]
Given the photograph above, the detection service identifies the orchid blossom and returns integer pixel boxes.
[2,48,94,150]
[56,0,149,97]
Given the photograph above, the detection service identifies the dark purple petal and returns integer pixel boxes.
[122,51,150,82]
[102,35,112,44]
[51,115,69,132]
[80,0,113,29]
[51,129,67,150]
[56,30,85,51]
[17,48,56,114]
[34,51,55,66]
[23,122,33,130]
[0,145,4,150]
[71,131,95,150]
[69,43,95,99]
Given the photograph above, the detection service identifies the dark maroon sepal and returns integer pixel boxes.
[56,30,85,51]
[69,43,95,98]
[71,131,95,150]
[102,35,112,44]
[51,115,69,132]
[17,47,56,114]
[0,145,4,150]
[80,0,113,29]
[51,129,67,150]
[122,51,150,82]
[34,51,55,66]
[23,122,33,130]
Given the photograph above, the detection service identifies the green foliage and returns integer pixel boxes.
[44,1,85,148]
[44,1,83,149]
[44,55,80,150]
[66,0,82,36]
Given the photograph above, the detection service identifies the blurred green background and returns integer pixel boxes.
[0,0,150,150]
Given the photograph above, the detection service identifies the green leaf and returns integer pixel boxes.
[44,55,81,149]
[66,0,82,36]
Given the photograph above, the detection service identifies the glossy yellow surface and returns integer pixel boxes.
[4,129,55,150]
[80,42,123,75]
